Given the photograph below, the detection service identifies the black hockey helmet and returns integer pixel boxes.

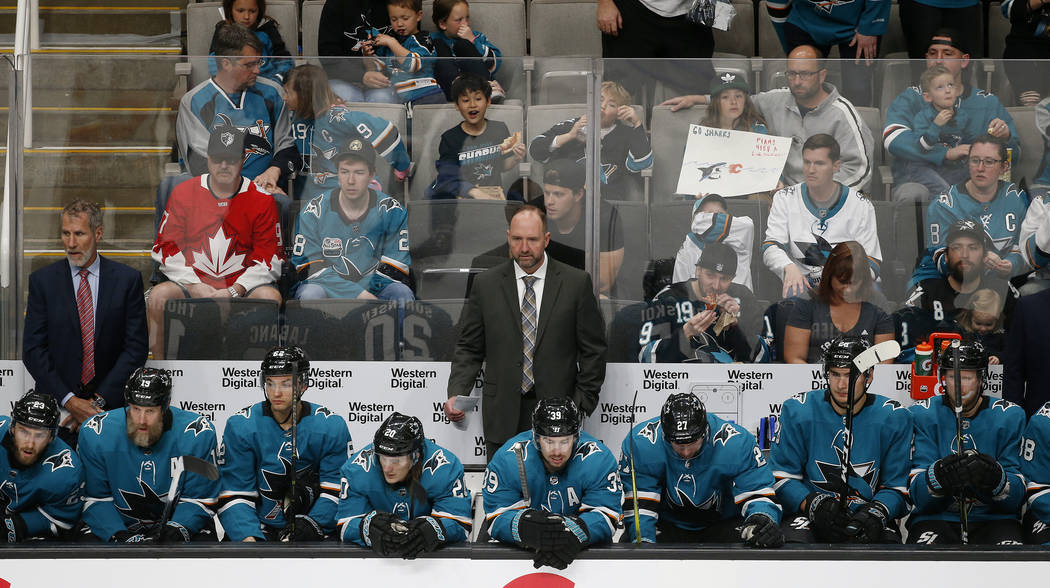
[532,397,581,438]
[124,367,173,408]
[11,390,59,434]
[938,339,988,380]
[822,336,871,376]
[374,412,424,458]
[260,345,310,397]
[660,392,709,445]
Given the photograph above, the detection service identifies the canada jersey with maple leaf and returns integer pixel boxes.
[152,175,284,290]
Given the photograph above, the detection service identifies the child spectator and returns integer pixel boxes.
[427,73,525,199]
[528,81,652,201]
[701,73,767,134]
[956,288,1006,364]
[429,0,504,102]
[208,0,293,83]
[364,0,446,106]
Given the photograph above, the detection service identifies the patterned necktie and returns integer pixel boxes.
[521,275,538,395]
[77,268,95,385]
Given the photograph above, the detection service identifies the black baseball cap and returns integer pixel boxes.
[334,136,377,169]
[207,125,246,161]
[946,219,989,248]
[697,242,737,277]
[543,158,585,192]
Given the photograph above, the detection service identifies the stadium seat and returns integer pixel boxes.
[881,3,908,58]
[872,199,903,301]
[407,103,524,200]
[301,0,324,59]
[422,0,526,56]
[725,197,766,295]
[649,200,694,262]
[989,2,1009,62]
[283,298,400,360]
[1007,106,1044,186]
[400,299,466,361]
[756,1,784,59]
[855,106,886,200]
[649,104,708,202]
[341,102,409,202]
[528,0,601,104]
[185,1,299,88]
[163,299,280,360]
[608,200,649,301]
[893,198,925,293]
[712,1,757,57]
[407,199,523,268]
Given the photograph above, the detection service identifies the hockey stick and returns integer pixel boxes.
[950,341,969,544]
[628,390,641,544]
[284,361,301,542]
[158,455,221,534]
[840,341,901,507]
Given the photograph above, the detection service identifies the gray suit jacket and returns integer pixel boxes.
[447,256,607,445]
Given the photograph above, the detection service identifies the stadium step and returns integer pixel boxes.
[7,107,176,146]
[24,206,156,246]
[23,147,169,195]
[26,56,182,91]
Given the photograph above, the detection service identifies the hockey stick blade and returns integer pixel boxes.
[182,454,219,481]
[852,340,900,373]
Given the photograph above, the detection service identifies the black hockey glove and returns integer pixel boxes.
[959,451,1007,497]
[401,516,445,559]
[363,511,410,557]
[928,452,968,497]
[515,509,569,551]
[531,515,589,570]
[158,521,191,543]
[3,513,26,543]
[110,529,156,544]
[806,492,851,542]
[741,513,784,548]
[284,469,320,519]
[280,514,325,542]
[844,502,889,544]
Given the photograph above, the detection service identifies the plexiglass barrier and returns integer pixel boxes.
[14,55,1046,366]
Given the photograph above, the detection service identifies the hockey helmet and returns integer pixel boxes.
[11,390,59,433]
[124,367,173,408]
[260,345,310,397]
[938,339,988,379]
[660,392,709,445]
[822,336,871,376]
[374,412,424,458]
[532,397,581,438]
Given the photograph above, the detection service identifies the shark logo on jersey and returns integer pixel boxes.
[798,234,834,268]
[915,398,931,409]
[992,399,1015,412]
[423,450,450,476]
[343,18,390,51]
[510,440,530,460]
[0,480,18,506]
[883,399,905,411]
[712,423,740,447]
[314,406,333,418]
[329,109,347,124]
[116,479,165,523]
[638,421,661,445]
[690,161,727,183]
[1037,403,1050,420]
[234,406,253,419]
[259,456,314,520]
[184,416,212,437]
[84,413,107,436]
[353,449,374,473]
[666,473,721,520]
[813,432,877,499]
[44,449,74,473]
[574,441,602,461]
[472,164,494,181]
[217,442,227,466]
[981,214,993,230]
[811,0,856,14]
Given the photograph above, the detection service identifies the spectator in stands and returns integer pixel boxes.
[909,135,1028,289]
[897,219,1017,357]
[427,73,525,199]
[955,288,1007,365]
[899,0,981,62]
[361,0,446,106]
[208,0,293,84]
[638,242,755,363]
[178,23,296,193]
[23,200,147,435]
[1001,0,1050,106]
[1012,187,1050,295]
[528,81,653,202]
[783,241,894,364]
[663,46,874,192]
[700,73,768,135]
[282,64,411,202]
[148,125,284,359]
[291,141,413,302]
[429,0,504,102]
[318,0,397,103]
[762,134,882,298]
[543,159,624,298]
[673,194,755,293]
[765,0,887,107]
[884,30,1020,203]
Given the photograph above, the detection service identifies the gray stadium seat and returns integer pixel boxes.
[649,200,694,261]
[407,199,523,268]
[712,1,756,57]
[881,3,908,58]
[283,298,400,360]
[855,106,885,199]
[342,102,409,201]
[608,200,649,301]
[301,0,324,59]
[186,1,299,88]
[529,0,600,104]
[649,104,708,202]
[872,199,904,301]
[756,1,785,59]
[422,0,526,56]
[1008,106,1044,186]
[408,103,523,200]
[989,2,1009,61]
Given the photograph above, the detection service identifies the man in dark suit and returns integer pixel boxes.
[23,200,148,435]
[1004,288,1050,417]
[444,205,607,460]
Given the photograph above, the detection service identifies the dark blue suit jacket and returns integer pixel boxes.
[23,255,148,408]
[1004,287,1050,417]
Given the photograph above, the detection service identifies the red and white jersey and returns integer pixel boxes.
[152,175,284,290]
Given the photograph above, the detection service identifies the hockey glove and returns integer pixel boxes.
[3,513,26,543]
[928,452,968,497]
[280,514,325,542]
[158,521,192,543]
[401,516,445,559]
[515,509,570,551]
[741,513,784,548]
[284,469,320,519]
[110,529,156,544]
[533,515,589,570]
[845,502,889,544]
[363,511,410,556]
[806,492,851,542]
[960,451,1007,498]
